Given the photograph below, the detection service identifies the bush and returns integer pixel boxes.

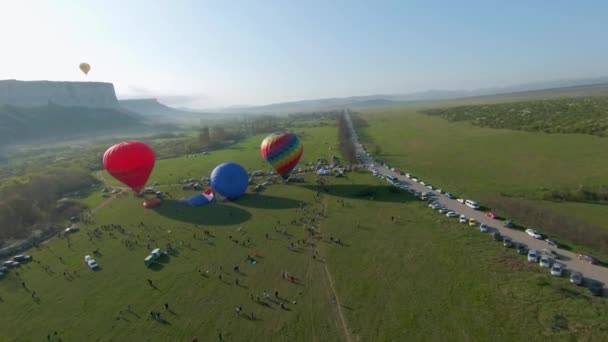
[422,96,608,137]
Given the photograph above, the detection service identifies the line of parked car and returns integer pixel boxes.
[369,164,604,297]
[1,254,32,279]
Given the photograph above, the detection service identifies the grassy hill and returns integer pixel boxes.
[0,104,150,146]
[1,121,607,341]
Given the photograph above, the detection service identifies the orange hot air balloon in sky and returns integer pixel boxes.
[79,63,91,75]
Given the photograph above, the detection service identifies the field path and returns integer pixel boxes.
[316,198,354,342]
[323,262,353,342]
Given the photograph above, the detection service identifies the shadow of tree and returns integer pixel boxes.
[234,194,302,209]
[300,184,416,203]
[153,201,251,225]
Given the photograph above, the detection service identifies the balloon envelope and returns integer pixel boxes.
[183,189,215,207]
[103,141,155,192]
[79,63,91,75]
[143,198,161,208]
[260,131,303,179]
[210,162,248,200]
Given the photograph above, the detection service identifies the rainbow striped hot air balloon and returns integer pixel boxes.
[260,131,303,179]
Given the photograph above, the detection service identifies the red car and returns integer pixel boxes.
[486,212,496,219]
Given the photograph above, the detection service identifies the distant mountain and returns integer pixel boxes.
[0,79,119,108]
[119,98,191,118]
[212,76,608,114]
[119,98,237,123]
[0,104,150,146]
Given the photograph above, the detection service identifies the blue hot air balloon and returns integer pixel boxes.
[210,162,248,200]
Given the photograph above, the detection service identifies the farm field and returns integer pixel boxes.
[356,107,608,256]
[1,122,607,341]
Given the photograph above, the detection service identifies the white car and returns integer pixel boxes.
[84,255,92,263]
[527,249,538,262]
[525,229,543,239]
[411,178,418,183]
[426,185,434,190]
[479,224,489,233]
[456,198,465,204]
[446,211,459,218]
[87,260,99,269]
[444,192,454,199]
[459,215,467,223]
[465,199,480,210]
[405,173,411,179]
[541,248,559,260]
[419,181,426,186]
[539,255,552,268]
[436,188,443,194]
[550,263,563,277]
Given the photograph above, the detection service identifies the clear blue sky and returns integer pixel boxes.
[2,0,607,107]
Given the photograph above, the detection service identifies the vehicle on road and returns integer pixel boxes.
[525,229,543,239]
[2,260,19,268]
[503,237,513,247]
[465,199,480,209]
[480,224,489,233]
[446,211,459,218]
[456,198,465,204]
[517,243,528,254]
[570,271,583,285]
[486,212,496,219]
[503,220,514,228]
[459,215,467,223]
[527,249,538,262]
[405,173,411,178]
[438,207,450,214]
[436,188,443,194]
[444,192,454,199]
[545,239,560,248]
[411,178,418,183]
[419,181,426,186]
[541,249,559,260]
[65,226,79,234]
[492,231,502,240]
[468,218,477,227]
[539,255,552,268]
[12,255,32,262]
[426,185,434,190]
[577,254,597,265]
[550,263,563,277]
[588,281,604,297]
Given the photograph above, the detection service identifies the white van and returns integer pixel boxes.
[465,199,480,210]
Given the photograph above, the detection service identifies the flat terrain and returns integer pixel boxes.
[1,122,607,341]
[356,107,608,256]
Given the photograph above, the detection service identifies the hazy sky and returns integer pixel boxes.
[1,1,607,108]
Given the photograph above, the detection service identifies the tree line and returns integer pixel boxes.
[337,113,357,165]
[0,168,94,241]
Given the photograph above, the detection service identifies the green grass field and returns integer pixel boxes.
[1,122,607,341]
[357,107,608,255]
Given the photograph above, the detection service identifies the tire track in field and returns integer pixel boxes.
[316,197,354,342]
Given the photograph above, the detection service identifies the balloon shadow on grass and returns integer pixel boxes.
[300,184,417,203]
[153,200,251,225]
[233,194,301,209]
